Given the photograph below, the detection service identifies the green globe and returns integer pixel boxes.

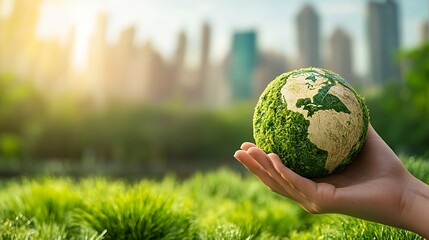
[253,67,369,178]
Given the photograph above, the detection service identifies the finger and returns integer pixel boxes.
[246,147,305,201]
[240,142,257,151]
[247,147,293,187]
[260,152,312,202]
[234,150,292,197]
[268,154,342,213]
[268,153,318,197]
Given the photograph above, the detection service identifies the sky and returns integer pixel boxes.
[4,0,428,76]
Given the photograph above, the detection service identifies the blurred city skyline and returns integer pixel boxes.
[19,0,429,75]
[0,0,428,107]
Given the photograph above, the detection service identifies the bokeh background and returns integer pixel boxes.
[0,0,428,178]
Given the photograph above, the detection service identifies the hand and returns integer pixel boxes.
[234,125,429,237]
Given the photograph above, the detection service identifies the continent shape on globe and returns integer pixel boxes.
[281,68,364,173]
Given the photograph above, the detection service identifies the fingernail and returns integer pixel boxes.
[267,153,276,160]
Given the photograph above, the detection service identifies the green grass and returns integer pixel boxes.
[0,157,427,239]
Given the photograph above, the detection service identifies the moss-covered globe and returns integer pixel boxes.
[253,67,369,178]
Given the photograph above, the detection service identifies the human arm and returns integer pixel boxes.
[234,125,429,238]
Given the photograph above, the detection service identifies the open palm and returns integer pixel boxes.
[234,125,414,227]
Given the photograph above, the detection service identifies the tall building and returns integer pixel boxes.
[174,31,187,75]
[114,26,140,101]
[173,31,187,99]
[420,21,429,44]
[33,31,74,95]
[255,51,288,97]
[367,0,400,84]
[140,41,172,103]
[0,0,42,76]
[86,13,109,106]
[199,22,211,103]
[0,0,75,96]
[296,4,320,68]
[228,31,258,101]
[328,28,355,83]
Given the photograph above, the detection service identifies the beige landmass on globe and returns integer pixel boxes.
[281,70,364,172]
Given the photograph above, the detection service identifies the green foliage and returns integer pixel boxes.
[401,43,429,114]
[366,83,429,157]
[0,159,426,239]
[69,182,196,240]
[0,178,84,224]
[0,133,21,158]
[289,215,423,240]
[0,214,39,239]
[402,155,429,183]
[71,103,254,164]
[364,43,429,156]
[0,73,46,164]
[179,169,305,238]
[0,72,254,164]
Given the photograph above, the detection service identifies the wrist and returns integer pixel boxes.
[399,175,429,238]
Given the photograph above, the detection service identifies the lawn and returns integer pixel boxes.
[0,156,428,239]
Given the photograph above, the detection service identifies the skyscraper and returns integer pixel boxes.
[114,26,140,101]
[0,0,42,76]
[199,22,211,103]
[420,21,429,44]
[328,28,355,83]
[367,0,400,84]
[174,31,187,75]
[296,4,320,68]
[255,51,288,97]
[87,12,109,106]
[228,31,258,101]
[173,31,187,99]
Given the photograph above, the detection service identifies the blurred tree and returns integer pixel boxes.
[401,43,429,114]
[0,134,21,159]
[0,73,46,160]
[367,43,429,157]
